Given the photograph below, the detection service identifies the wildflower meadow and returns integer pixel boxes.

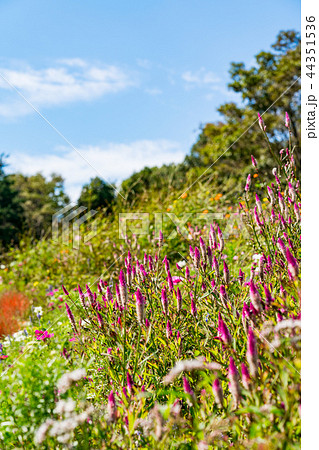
[0,112,301,448]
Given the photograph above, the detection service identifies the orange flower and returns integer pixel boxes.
[181,192,188,199]
[225,213,230,219]
[167,207,171,212]
[214,193,222,201]
[253,174,258,178]
[202,209,209,214]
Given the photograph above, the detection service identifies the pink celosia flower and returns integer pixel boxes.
[245,174,251,192]
[247,327,259,377]
[228,357,240,408]
[241,363,251,389]
[285,248,299,279]
[251,155,258,168]
[212,378,224,407]
[183,376,194,397]
[249,281,262,313]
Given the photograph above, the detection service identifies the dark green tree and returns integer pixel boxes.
[78,177,115,212]
[186,29,301,194]
[11,173,70,239]
[0,156,24,249]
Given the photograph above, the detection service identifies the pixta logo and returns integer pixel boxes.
[52,204,98,249]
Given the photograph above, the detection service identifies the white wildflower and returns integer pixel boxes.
[163,358,221,384]
[57,368,86,394]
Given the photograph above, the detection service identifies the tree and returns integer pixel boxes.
[187,29,301,193]
[0,156,24,249]
[78,177,115,212]
[229,30,301,147]
[11,173,70,239]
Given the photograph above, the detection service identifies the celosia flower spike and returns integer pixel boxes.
[107,390,117,423]
[118,270,128,308]
[245,174,251,192]
[251,155,258,169]
[247,327,259,377]
[228,357,240,409]
[212,378,224,408]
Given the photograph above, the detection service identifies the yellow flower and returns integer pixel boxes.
[33,281,39,287]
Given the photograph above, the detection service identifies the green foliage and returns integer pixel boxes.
[0,156,24,250]
[10,173,70,240]
[78,177,115,212]
[0,117,301,448]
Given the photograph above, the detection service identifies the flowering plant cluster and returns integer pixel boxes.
[45,114,300,448]
[0,113,300,448]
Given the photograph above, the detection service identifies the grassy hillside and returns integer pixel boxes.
[0,112,301,448]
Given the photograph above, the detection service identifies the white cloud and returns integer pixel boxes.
[182,68,220,90]
[0,60,135,117]
[8,139,185,201]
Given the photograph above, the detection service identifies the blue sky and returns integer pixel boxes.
[0,0,300,200]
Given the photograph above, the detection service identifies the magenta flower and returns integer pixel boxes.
[127,372,134,395]
[285,111,290,128]
[263,284,273,306]
[210,224,217,249]
[212,378,224,408]
[245,174,251,192]
[228,357,240,408]
[163,255,170,273]
[217,226,224,252]
[107,390,117,422]
[65,302,78,334]
[194,247,200,270]
[176,288,182,313]
[183,376,194,397]
[219,285,228,309]
[217,312,232,345]
[166,320,172,339]
[247,327,259,377]
[238,269,245,285]
[62,285,69,296]
[161,288,168,315]
[286,248,299,279]
[241,363,251,389]
[223,261,230,284]
[251,155,258,168]
[35,330,54,341]
[159,230,163,247]
[212,256,219,278]
[258,112,265,131]
[190,292,197,318]
[167,270,174,291]
[118,269,128,308]
[199,237,206,261]
[135,289,144,325]
[249,281,262,313]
